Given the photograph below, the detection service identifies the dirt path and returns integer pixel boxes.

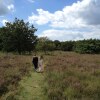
[16,71,47,100]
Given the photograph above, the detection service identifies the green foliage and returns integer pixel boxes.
[61,41,75,51]
[74,39,100,54]
[54,40,61,50]
[0,18,37,54]
[0,28,3,50]
[35,38,100,54]
[36,37,55,53]
[16,72,47,100]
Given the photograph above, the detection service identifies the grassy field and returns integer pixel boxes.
[0,51,100,100]
[0,52,47,100]
[44,51,100,100]
[0,52,33,100]
[14,71,47,100]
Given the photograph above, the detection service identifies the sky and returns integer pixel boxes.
[0,0,100,41]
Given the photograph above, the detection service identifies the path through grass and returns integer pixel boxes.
[16,70,47,100]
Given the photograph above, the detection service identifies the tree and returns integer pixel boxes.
[36,37,55,53]
[61,41,74,51]
[54,40,61,50]
[0,28,4,50]
[74,39,100,54]
[0,18,37,54]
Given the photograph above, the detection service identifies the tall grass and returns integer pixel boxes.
[0,52,33,99]
[0,51,100,100]
[44,51,100,100]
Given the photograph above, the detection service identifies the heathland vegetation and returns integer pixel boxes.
[0,51,100,100]
[44,51,100,100]
[0,18,100,100]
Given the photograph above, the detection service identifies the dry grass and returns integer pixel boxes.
[0,52,33,99]
[44,51,100,100]
[0,51,100,100]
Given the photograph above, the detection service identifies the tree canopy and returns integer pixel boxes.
[35,37,55,53]
[74,39,100,54]
[0,18,37,54]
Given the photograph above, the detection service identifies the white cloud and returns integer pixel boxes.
[8,4,15,12]
[1,19,8,26]
[0,0,15,16]
[38,29,83,41]
[28,0,100,41]
[39,29,100,41]
[28,9,52,25]
[28,0,100,27]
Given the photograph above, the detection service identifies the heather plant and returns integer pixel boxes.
[0,52,32,99]
[44,51,100,100]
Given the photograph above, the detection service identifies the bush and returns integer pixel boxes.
[74,39,100,54]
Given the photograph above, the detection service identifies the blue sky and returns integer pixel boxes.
[0,0,100,41]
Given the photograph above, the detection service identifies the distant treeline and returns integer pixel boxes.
[0,18,100,54]
[36,37,100,54]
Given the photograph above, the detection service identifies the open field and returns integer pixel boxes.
[0,51,100,100]
[44,51,100,100]
[0,52,32,99]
